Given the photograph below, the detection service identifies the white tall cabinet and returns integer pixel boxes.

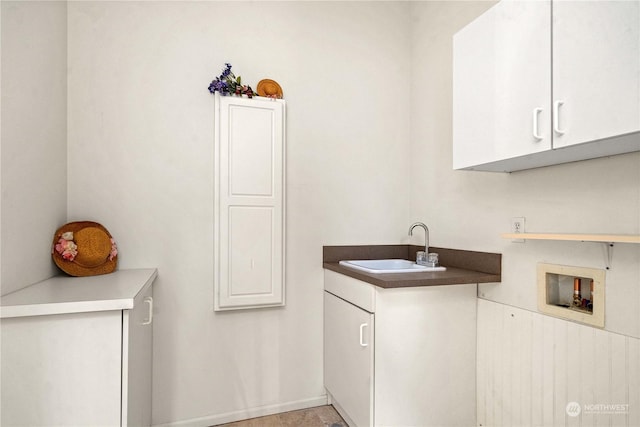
[453,0,640,172]
[0,269,157,426]
[324,270,477,427]
[214,94,286,310]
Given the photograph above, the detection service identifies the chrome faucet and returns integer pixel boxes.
[408,222,429,254]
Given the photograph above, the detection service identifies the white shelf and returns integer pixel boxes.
[501,233,640,244]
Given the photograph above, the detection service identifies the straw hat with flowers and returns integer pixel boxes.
[52,221,118,277]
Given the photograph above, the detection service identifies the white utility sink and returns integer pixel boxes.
[339,259,446,274]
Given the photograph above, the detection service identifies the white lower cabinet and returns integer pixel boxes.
[1,269,156,426]
[324,270,477,427]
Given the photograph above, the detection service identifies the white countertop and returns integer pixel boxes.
[0,268,158,318]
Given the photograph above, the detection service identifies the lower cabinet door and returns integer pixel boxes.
[122,282,153,427]
[1,311,122,426]
[324,291,374,427]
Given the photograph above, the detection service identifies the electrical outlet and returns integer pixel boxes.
[511,217,525,243]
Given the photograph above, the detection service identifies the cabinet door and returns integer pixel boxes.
[453,0,551,170]
[324,292,374,427]
[214,95,286,310]
[1,311,122,426]
[122,282,153,427]
[552,1,640,148]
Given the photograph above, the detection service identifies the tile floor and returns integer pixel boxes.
[216,405,346,427]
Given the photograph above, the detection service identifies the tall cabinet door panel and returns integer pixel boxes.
[215,95,285,310]
[552,1,640,148]
[453,0,551,169]
[324,291,374,427]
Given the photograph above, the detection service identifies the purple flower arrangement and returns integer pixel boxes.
[208,63,255,98]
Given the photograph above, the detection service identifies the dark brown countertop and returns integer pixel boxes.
[323,245,501,289]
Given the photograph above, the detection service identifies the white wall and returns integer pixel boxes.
[66,2,411,425]
[1,1,67,296]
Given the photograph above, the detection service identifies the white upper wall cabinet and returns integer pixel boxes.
[453,0,640,172]
[214,95,286,311]
[453,0,552,169]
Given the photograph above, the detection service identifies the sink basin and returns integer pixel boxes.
[339,259,446,274]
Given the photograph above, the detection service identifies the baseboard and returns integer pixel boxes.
[152,395,329,427]
[326,392,356,427]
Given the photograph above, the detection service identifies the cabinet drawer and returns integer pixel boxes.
[324,270,376,312]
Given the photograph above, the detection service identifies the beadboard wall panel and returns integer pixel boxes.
[477,298,640,427]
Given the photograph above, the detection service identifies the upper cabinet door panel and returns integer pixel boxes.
[453,0,551,169]
[552,1,640,148]
[228,105,275,197]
